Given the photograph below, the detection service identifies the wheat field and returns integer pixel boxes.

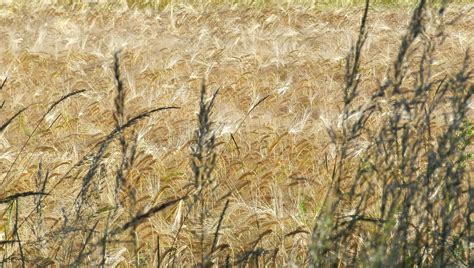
[0,1,473,266]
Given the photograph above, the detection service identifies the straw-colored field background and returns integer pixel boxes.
[0,1,473,266]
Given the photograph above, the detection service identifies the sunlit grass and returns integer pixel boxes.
[3,0,473,10]
[0,0,472,266]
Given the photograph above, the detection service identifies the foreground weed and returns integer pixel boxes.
[311,0,473,266]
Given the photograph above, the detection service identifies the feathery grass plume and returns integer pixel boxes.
[168,81,224,266]
[189,81,221,267]
[112,51,133,201]
[111,50,141,265]
[74,105,178,212]
[191,81,218,190]
[311,0,371,265]
[69,53,179,265]
[310,0,473,266]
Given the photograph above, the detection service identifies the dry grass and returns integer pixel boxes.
[0,0,473,266]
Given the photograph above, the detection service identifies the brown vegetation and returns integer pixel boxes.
[0,1,472,266]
